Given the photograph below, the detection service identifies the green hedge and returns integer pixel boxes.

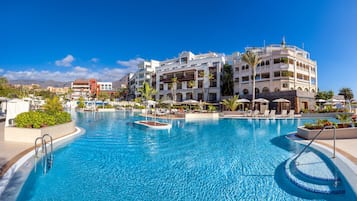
[15,111,71,128]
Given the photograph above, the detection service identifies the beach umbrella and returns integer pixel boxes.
[253,98,269,103]
[273,98,290,103]
[181,99,199,105]
[236,98,250,103]
[316,99,326,103]
[161,100,176,105]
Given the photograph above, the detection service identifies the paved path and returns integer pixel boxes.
[0,141,33,177]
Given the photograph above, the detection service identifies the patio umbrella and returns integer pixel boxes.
[236,98,250,103]
[253,98,269,103]
[161,100,176,105]
[181,99,199,105]
[273,98,290,113]
[181,99,199,111]
[316,99,326,103]
[272,98,290,103]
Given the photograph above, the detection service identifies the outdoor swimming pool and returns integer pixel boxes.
[15,111,356,200]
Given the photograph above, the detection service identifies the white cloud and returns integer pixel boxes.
[2,57,145,83]
[55,54,75,67]
[117,57,144,71]
[90,58,99,63]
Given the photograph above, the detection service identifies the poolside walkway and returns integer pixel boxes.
[316,139,357,164]
[0,141,33,177]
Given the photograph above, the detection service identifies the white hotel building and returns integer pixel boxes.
[154,51,225,102]
[128,40,318,112]
[230,40,317,112]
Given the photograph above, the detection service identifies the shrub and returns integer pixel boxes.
[15,111,71,128]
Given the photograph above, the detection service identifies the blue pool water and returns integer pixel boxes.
[16,112,355,200]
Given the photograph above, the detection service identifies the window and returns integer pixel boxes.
[289,59,294,64]
[260,61,265,66]
[311,77,316,84]
[198,80,203,88]
[234,78,239,83]
[159,84,163,90]
[282,83,288,88]
[265,60,270,65]
[208,93,217,102]
[261,73,270,79]
[242,76,249,82]
[274,88,280,92]
[177,82,182,90]
[198,70,204,78]
[243,89,249,95]
[274,58,280,64]
[262,87,270,93]
[274,71,281,77]
[255,88,260,94]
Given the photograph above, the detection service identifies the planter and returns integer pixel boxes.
[297,126,357,140]
[4,121,76,143]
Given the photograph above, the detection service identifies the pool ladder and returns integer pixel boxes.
[34,134,54,175]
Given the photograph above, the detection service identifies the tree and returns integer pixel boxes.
[241,51,262,110]
[338,87,354,101]
[171,77,178,101]
[78,96,85,109]
[221,64,234,96]
[221,95,240,111]
[43,96,63,114]
[137,82,156,102]
[188,80,195,99]
[315,90,334,100]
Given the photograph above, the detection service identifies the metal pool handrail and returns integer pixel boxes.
[294,125,336,165]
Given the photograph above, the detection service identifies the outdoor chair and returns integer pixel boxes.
[269,110,276,118]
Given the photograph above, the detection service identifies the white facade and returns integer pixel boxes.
[129,60,160,98]
[97,82,113,91]
[71,80,90,100]
[155,51,225,102]
[230,42,318,96]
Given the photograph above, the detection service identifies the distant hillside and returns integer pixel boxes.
[9,80,71,88]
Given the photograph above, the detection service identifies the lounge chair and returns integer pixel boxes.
[263,110,270,117]
[252,110,260,117]
[288,110,295,118]
[269,110,276,118]
[281,110,288,117]
[244,110,252,117]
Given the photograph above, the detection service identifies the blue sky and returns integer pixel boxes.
[1,0,356,95]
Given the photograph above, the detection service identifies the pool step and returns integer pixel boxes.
[285,151,345,194]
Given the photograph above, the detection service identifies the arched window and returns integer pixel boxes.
[260,61,265,66]
[274,88,280,92]
[297,87,302,91]
[262,87,270,93]
[304,88,309,92]
[265,60,270,65]
[311,89,316,93]
[243,89,249,95]
[255,88,260,95]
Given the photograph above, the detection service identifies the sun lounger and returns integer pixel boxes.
[288,110,295,118]
[252,110,260,117]
[269,110,276,118]
[263,110,270,117]
[281,110,288,117]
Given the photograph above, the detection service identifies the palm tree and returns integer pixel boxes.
[221,64,234,96]
[43,96,63,114]
[137,82,156,102]
[207,73,215,102]
[188,80,195,99]
[171,77,178,101]
[242,50,262,110]
[338,87,354,101]
[221,95,240,111]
